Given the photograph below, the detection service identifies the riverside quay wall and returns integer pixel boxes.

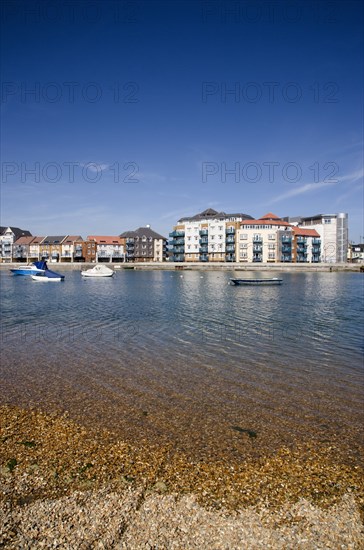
[1,262,362,272]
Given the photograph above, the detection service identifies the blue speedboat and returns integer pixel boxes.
[11,262,46,276]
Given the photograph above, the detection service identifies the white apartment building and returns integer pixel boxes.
[287,213,348,263]
[170,208,253,262]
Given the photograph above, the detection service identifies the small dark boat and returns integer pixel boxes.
[230,277,282,286]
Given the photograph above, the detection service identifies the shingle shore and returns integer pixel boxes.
[1,405,363,548]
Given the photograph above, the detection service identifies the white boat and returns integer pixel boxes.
[31,274,64,282]
[81,265,114,277]
[230,277,283,286]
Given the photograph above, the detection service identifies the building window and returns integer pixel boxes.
[268,234,275,240]
[240,234,248,240]
[268,253,275,259]
[268,244,275,250]
[324,219,331,224]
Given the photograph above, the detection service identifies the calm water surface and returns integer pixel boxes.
[1,270,363,460]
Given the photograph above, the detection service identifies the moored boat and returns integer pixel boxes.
[30,261,65,282]
[230,277,283,286]
[81,265,114,277]
[10,262,45,276]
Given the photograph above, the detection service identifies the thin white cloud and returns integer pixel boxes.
[271,168,364,203]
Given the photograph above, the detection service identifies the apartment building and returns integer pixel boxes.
[87,236,125,262]
[60,236,83,262]
[74,238,96,262]
[39,236,67,262]
[285,213,348,263]
[12,236,37,262]
[0,226,32,262]
[120,226,167,262]
[170,208,253,262]
[237,213,321,263]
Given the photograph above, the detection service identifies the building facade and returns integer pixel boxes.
[0,226,32,262]
[237,214,321,263]
[87,236,125,262]
[169,208,253,262]
[285,213,348,263]
[120,226,167,262]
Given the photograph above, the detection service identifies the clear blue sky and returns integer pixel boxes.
[1,0,363,240]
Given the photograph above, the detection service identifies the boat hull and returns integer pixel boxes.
[81,272,114,277]
[11,267,45,275]
[31,275,64,282]
[230,278,283,286]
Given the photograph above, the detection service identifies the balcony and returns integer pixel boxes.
[174,238,185,245]
[281,236,292,243]
[199,229,208,236]
[226,244,235,253]
[312,238,321,245]
[225,254,235,262]
[199,254,209,262]
[199,237,208,244]
[312,246,320,254]
[281,245,291,253]
[296,237,307,244]
[281,255,291,262]
[173,254,185,262]
[226,228,235,235]
[253,255,262,262]
[199,246,208,254]
[226,236,235,244]
[253,236,262,243]
[296,246,307,254]
[169,230,185,238]
[172,246,184,254]
[253,245,262,252]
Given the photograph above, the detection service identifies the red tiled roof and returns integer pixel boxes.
[293,227,320,237]
[259,212,282,220]
[87,236,123,245]
[63,235,83,244]
[14,236,35,245]
[240,219,291,227]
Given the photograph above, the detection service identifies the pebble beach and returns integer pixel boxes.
[1,405,363,548]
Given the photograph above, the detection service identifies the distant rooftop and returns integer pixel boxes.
[178,208,253,223]
[120,227,166,240]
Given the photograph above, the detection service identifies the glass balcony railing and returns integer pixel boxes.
[199,246,208,254]
[226,236,235,243]
[199,254,209,262]
[312,238,321,245]
[281,246,291,253]
[253,245,262,252]
[281,236,292,243]
[199,229,208,236]
[199,237,208,244]
[226,228,235,235]
[253,237,262,243]
[226,245,235,252]
[169,231,185,238]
